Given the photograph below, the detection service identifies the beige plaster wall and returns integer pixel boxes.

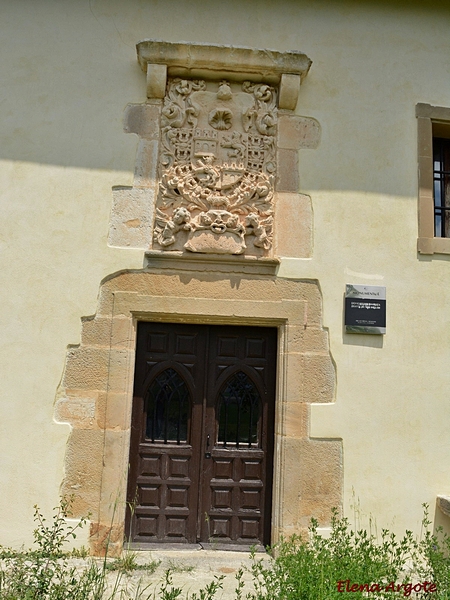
[1,0,450,548]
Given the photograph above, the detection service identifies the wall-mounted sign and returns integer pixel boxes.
[345,284,386,334]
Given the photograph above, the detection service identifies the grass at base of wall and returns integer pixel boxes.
[241,507,450,599]
[0,500,449,599]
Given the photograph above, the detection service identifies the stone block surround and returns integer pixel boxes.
[54,41,338,556]
[54,266,341,556]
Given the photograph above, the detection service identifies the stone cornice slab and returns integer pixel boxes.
[136,40,312,85]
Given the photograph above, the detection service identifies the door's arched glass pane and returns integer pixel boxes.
[218,371,261,448]
[145,368,190,444]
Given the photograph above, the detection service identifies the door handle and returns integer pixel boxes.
[205,434,211,459]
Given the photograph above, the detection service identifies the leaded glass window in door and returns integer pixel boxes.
[218,371,261,448]
[145,368,190,444]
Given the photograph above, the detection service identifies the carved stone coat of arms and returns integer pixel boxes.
[152,77,277,256]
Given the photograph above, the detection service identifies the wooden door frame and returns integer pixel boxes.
[57,269,341,556]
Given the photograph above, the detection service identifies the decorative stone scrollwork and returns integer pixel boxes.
[153,77,277,256]
[153,207,191,247]
[242,82,277,136]
[208,108,233,130]
[217,80,233,101]
[221,131,246,160]
[245,212,273,250]
[161,78,206,130]
[185,210,246,254]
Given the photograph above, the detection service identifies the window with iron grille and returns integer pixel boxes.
[145,368,190,444]
[217,371,261,448]
[416,103,450,255]
[433,137,450,237]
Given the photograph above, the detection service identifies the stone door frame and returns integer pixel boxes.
[55,267,341,555]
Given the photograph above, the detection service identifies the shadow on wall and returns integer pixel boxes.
[2,0,450,187]
[0,1,145,173]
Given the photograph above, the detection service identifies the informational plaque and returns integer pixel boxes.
[345,284,386,334]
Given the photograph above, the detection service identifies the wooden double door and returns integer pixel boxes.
[126,322,277,547]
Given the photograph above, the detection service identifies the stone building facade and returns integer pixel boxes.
[1,0,450,554]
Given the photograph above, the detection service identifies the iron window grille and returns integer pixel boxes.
[433,137,450,237]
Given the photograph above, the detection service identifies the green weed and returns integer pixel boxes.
[243,504,450,600]
[166,560,195,574]
[105,552,160,575]
[1,499,450,599]
[0,498,105,600]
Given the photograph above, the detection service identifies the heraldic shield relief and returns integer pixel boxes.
[152,78,277,256]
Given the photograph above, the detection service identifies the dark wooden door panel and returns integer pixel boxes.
[126,323,206,544]
[200,326,276,546]
[127,323,276,547]
[201,448,265,544]
[131,444,196,543]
